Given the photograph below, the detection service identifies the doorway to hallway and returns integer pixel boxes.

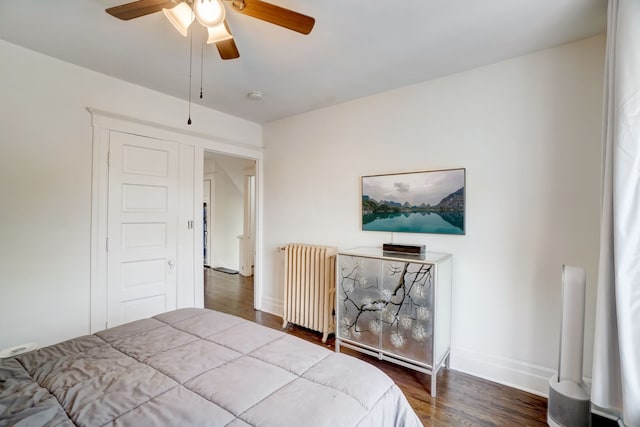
[202,151,255,276]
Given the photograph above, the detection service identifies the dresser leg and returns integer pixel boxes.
[431,370,437,397]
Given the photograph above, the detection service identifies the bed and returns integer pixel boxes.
[0,308,422,426]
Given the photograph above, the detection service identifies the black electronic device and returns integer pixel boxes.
[382,243,425,254]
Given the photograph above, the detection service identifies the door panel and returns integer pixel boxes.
[122,223,167,248]
[122,295,167,323]
[122,185,168,212]
[122,145,169,176]
[121,259,166,287]
[107,131,179,327]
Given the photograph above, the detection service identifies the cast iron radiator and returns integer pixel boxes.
[282,243,337,342]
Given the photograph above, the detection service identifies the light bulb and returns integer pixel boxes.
[193,0,226,27]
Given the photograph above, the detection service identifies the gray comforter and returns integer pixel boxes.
[0,308,422,426]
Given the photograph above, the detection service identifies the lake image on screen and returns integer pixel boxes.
[362,169,465,235]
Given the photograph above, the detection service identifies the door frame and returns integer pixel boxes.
[89,108,264,333]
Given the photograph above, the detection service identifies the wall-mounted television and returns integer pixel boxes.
[361,168,465,235]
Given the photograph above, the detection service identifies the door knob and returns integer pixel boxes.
[168,259,176,271]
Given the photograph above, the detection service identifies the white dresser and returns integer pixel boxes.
[336,247,452,397]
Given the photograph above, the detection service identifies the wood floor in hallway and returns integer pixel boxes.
[203,268,596,426]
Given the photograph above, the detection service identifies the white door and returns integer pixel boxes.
[107,131,180,327]
[239,175,255,276]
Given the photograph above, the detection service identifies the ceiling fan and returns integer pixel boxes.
[105,0,315,60]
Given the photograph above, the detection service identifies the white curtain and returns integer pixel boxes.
[592,1,640,426]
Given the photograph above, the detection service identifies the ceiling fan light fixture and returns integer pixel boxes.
[162,2,194,37]
[206,23,233,44]
[193,0,226,28]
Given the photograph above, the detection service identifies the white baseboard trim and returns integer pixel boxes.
[451,346,555,397]
[260,296,283,318]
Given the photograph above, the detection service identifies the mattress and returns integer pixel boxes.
[0,308,422,426]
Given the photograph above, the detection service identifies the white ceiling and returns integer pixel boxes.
[0,0,606,124]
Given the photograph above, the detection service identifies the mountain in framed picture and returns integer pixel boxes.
[362,168,465,235]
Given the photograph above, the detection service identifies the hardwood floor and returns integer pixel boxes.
[203,269,609,426]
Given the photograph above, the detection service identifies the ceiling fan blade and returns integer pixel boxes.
[216,24,240,61]
[232,0,315,35]
[106,0,175,20]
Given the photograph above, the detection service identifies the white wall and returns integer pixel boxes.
[213,170,243,271]
[0,40,261,350]
[203,156,248,271]
[263,35,605,395]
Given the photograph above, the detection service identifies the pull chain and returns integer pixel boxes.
[200,27,205,99]
[187,26,193,125]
